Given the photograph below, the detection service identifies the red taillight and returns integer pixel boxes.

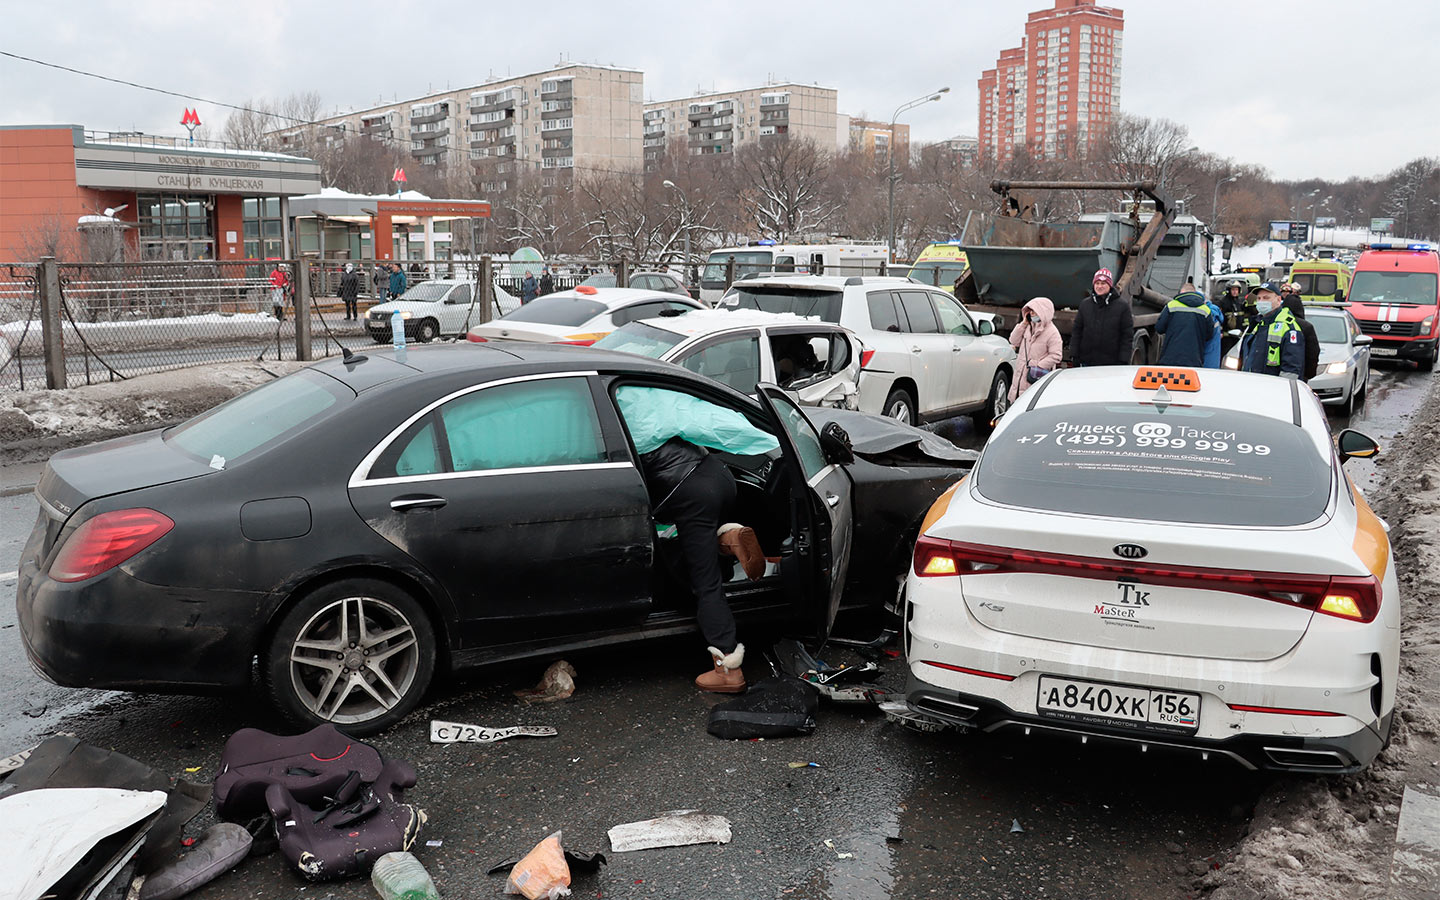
[50,508,174,583]
[914,538,1382,622]
[466,333,488,342]
[556,339,597,347]
[860,349,876,369]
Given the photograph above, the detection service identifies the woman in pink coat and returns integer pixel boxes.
[1008,296,1063,401]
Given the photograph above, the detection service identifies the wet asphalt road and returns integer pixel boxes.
[0,362,1429,899]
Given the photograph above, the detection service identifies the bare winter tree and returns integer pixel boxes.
[222,99,279,150]
[1383,158,1439,238]
[733,137,838,241]
[1095,113,1197,195]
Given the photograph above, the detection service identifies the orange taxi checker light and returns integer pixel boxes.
[1133,367,1201,392]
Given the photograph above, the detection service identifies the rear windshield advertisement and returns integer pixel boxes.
[975,405,1331,526]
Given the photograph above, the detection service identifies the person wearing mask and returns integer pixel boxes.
[521,271,538,304]
[1280,286,1321,381]
[339,263,360,321]
[614,386,778,693]
[1069,268,1134,366]
[1155,286,1212,367]
[1007,297,1063,401]
[1239,283,1304,378]
[538,265,555,297]
[388,263,407,300]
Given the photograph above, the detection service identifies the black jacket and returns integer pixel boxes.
[638,437,707,512]
[338,271,360,302]
[1070,290,1134,366]
[1282,295,1321,381]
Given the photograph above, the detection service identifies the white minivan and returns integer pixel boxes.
[366,279,521,343]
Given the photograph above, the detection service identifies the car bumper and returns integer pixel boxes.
[1306,370,1350,404]
[17,555,266,693]
[1368,337,1435,361]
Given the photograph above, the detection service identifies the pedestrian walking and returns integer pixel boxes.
[538,266,555,297]
[269,264,289,321]
[1281,286,1321,381]
[1156,286,1212,367]
[1007,297,1063,401]
[1238,282,1304,378]
[521,271,538,304]
[389,263,408,300]
[614,385,778,693]
[339,263,360,320]
[1069,268,1134,366]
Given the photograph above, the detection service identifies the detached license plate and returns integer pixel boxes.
[1036,675,1199,734]
[1372,347,1398,357]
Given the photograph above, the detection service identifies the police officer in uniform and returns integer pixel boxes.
[1238,282,1304,378]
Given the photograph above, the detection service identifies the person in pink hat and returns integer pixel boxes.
[1069,267,1134,366]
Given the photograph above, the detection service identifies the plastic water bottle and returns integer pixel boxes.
[371,851,439,900]
[391,310,406,353]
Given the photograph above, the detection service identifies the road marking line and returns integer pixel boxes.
[0,571,18,582]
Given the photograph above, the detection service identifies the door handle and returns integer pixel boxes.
[825,492,840,508]
[910,346,922,353]
[390,496,447,511]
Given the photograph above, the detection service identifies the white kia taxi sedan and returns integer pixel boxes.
[904,365,1397,773]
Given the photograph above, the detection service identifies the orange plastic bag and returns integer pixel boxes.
[505,830,572,900]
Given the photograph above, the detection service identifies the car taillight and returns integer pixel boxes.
[466,334,488,342]
[912,538,1382,622]
[49,508,174,583]
[557,339,597,347]
[860,349,876,369]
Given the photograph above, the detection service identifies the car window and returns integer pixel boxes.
[772,331,843,386]
[932,293,975,335]
[501,296,606,325]
[166,369,345,463]
[613,300,671,326]
[769,394,828,481]
[446,283,472,305]
[592,321,686,358]
[898,291,940,334]
[975,404,1332,527]
[396,283,449,302]
[630,276,654,290]
[384,378,606,476]
[1310,315,1350,344]
[866,291,902,332]
[1314,274,1338,295]
[727,287,843,323]
[677,333,762,393]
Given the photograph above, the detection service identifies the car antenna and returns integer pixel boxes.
[342,346,368,365]
[1151,383,1172,411]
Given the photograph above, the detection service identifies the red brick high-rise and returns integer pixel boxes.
[978,0,1124,164]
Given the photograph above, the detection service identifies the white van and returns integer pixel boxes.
[365,279,521,343]
[698,241,889,305]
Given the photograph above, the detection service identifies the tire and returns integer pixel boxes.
[972,368,1011,431]
[263,579,437,736]
[1342,377,1357,417]
[1129,333,1150,366]
[416,319,440,343]
[1421,344,1437,373]
[883,386,917,426]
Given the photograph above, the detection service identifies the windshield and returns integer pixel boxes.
[1309,315,1350,344]
[702,251,773,286]
[975,404,1332,527]
[498,295,607,326]
[396,282,452,303]
[592,321,685,358]
[165,369,345,463]
[1349,270,1437,305]
[726,287,843,323]
[901,262,969,289]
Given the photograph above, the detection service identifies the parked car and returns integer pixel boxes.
[906,365,1395,773]
[366,279,521,343]
[593,308,862,409]
[720,275,1016,427]
[466,287,705,346]
[580,271,691,297]
[16,343,972,735]
[1224,304,1372,414]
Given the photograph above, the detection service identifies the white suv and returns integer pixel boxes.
[366,279,520,344]
[720,275,1016,427]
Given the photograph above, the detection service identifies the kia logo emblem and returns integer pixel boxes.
[1381,323,1391,333]
[1113,543,1148,560]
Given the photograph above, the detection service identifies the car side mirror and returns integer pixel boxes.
[819,421,855,466]
[1336,429,1380,465]
[1354,335,1373,346]
[977,319,995,336]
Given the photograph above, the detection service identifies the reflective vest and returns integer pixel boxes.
[1264,307,1300,368]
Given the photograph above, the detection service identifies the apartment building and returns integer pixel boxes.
[290,63,644,192]
[847,119,910,164]
[641,84,839,171]
[978,0,1124,163]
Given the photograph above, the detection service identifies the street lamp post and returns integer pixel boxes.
[1157,145,1199,193]
[663,179,691,289]
[887,87,950,263]
[1211,173,1238,229]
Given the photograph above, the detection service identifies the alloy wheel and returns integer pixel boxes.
[287,595,421,726]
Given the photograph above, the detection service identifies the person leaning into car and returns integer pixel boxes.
[1238,282,1304,378]
[615,386,778,693]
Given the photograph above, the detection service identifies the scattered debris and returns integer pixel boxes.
[787,762,821,769]
[425,839,443,848]
[1011,819,1025,834]
[707,677,818,739]
[137,822,252,900]
[823,839,855,860]
[505,831,572,899]
[372,850,440,900]
[608,813,732,852]
[877,700,951,733]
[515,660,577,703]
[429,721,558,744]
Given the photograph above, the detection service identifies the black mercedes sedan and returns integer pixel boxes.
[17,343,970,734]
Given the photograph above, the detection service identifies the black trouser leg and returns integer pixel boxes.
[662,455,739,653]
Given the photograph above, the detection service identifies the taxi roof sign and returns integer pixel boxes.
[1133,367,1201,392]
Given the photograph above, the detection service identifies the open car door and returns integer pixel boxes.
[754,384,854,642]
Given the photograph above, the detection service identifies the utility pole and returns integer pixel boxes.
[888,87,950,263]
[663,179,691,288]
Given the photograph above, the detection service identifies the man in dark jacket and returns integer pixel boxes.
[1281,288,1321,381]
[1239,283,1305,378]
[338,263,360,320]
[388,263,407,299]
[538,266,555,297]
[1156,288,1210,367]
[1070,268,1134,366]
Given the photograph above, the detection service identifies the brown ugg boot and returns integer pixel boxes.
[717,524,765,581]
[695,643,746,693]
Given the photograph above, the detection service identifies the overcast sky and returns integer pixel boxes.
[3,0,1436,182]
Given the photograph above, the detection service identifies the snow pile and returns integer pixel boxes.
[1200,377,1440,900]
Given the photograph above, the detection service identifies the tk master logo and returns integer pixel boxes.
[1114,582,1151,606]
